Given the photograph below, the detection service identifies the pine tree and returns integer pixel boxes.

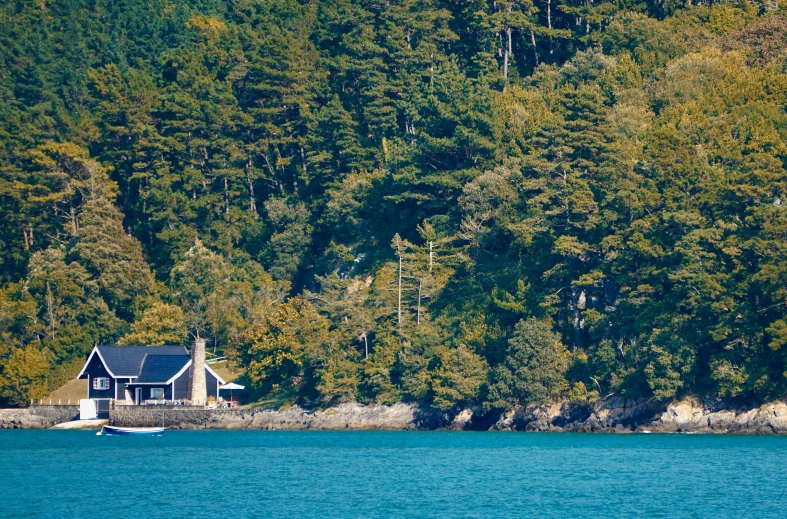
[67,197,154,318]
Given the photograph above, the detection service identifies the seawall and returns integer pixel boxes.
[109,402,432,430]
[0,405,79,429]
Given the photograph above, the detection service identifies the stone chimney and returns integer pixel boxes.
[189,338,207,406]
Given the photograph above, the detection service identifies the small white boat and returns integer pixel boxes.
[96,425,166,436]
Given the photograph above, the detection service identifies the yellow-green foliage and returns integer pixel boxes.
[118,302,187,346]
[0,346,51,406]
[1,0,786,410]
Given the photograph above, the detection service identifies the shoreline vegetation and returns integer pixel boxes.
[2,1,787,419]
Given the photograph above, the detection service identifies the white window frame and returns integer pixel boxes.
[150,388,165,399]
[93,377,110,390]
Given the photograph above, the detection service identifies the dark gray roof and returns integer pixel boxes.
[136,354,191,383]
[96,345,188,377]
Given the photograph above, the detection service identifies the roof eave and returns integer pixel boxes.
[77,346,118,379]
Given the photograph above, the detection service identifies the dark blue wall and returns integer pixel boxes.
[85,354,115,399]
[174,369,189,400]
[207,369,219,399]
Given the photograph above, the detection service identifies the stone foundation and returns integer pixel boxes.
[110,405,248,428]
[110,402,437,430]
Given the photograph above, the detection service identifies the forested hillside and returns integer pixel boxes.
[1,0,787,410]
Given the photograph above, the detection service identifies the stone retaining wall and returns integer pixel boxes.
[29,405,79,422]
[0,405,79,429]
[110,405,248,428]
[110,402,429,430]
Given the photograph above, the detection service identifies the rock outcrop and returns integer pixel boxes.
[487,397,787,434]
[644,399,787,434]
[490,397,659,432]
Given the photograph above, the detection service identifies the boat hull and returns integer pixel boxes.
[99,426,165,436]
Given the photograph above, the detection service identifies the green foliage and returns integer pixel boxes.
[231,298,331,392]
[263,198,313,284]
[117,302,187,346]
[567,381,600,404]
[68,197,154,317]
[170,239,233,342]
[1,0,786,409]
[26,247,123,361]
[487,319,570,409]
[431,344,489,410]
[643,330,695,402]
[0,346,51,407]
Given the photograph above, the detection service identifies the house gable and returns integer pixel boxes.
[82,353,115,399]
[77,346,116,379]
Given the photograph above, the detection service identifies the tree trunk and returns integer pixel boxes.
[417,279,422,326]
[70,206,78,236]
[46,282,56,340]
[224,178,230,214]
[398,253,403,329]
[571,287,582,349]
[246,158,257,217]
[300,145,308,186]
[530,29,539,67]
[547,0,553,29]
[547,0,554,55]
[503,27,512,90]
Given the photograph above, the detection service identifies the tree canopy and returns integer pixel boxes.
[1,0,787,410]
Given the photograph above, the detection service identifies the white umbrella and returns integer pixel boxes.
[219,382,245,402]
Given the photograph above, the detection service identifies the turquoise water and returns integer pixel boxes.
[1,431,786,518]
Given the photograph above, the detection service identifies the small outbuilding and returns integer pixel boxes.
[77,345,225,406]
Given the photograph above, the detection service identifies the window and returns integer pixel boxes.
[93,377,110,390]
[150,388,165,399]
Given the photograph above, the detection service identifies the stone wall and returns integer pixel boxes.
[110,402,432,430]
[29,405,80,422]
[110,405,248,428]
[0,405,79,429]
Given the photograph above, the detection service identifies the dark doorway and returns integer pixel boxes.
[96,399,111,419]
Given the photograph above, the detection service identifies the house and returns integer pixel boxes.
[77,345,225,406]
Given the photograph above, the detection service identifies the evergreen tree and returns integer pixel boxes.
[487,318,570,408]
[68,197,154,318]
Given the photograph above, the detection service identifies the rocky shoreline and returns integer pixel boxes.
[110,397,787,434]
[490,397,787,434]
[5,398,787,433]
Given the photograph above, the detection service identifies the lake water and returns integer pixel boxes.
[1,430,785,518]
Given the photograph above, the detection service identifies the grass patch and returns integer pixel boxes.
[245,386,298,410]
[45,378,87,404]
[209,360,244,383]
